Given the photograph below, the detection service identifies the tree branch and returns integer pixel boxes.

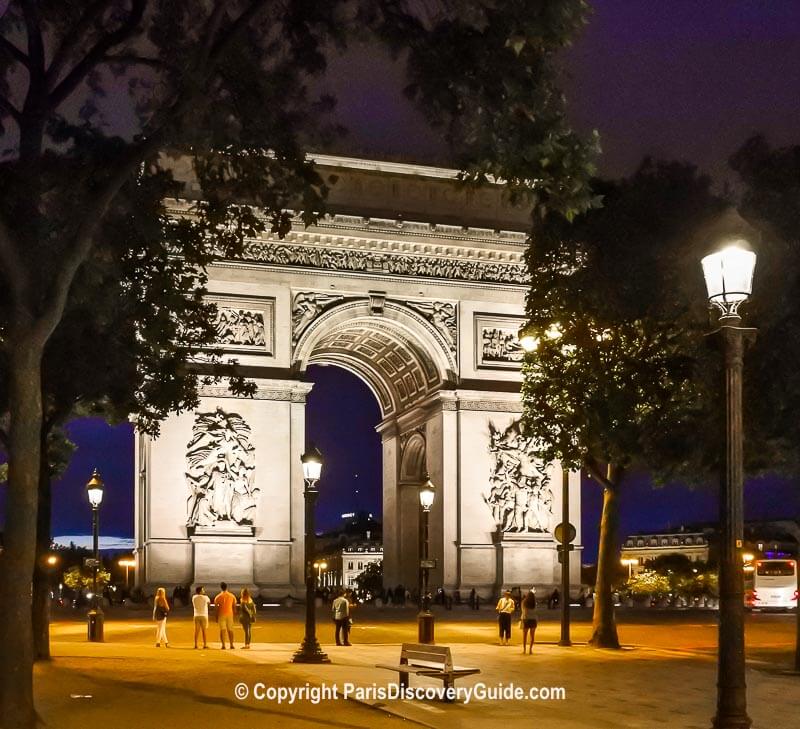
[49,0,147,109]
[20,1,45,75]
[32,133,165,346]
[208,0,272,65]
[0,36,30,69]
[101,53,167,70]
[0,93,22,124]
[47,0,117,87]
[583,455,618,491]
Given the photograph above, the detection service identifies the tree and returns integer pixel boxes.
[61,565,110,592]
[521,160,731,648]
[354,561,383,600]
[0,3,596,725]
[728,135,800,671]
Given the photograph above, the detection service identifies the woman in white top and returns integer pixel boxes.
[153,587,170,647]
[520,587,538,654]
[495,589,516,646]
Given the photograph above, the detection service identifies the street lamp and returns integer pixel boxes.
[621,558,639,581]
[293,447,330,663]
[119,558,136,590]
[701,235,757,729]
[418,475,436,644]
[86,469,105,642]
[313,561,328,587]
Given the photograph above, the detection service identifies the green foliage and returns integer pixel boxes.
[626,570,670,597]
[521,160,731,482]
[62,566,111,591]
[730,136,800,475]
[354,560,383,598]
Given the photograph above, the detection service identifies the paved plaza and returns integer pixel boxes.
[36,607,799,728]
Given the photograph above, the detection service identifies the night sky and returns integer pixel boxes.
[2,1,800,559]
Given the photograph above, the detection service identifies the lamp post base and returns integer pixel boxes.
[711,713,752,729]
[292,637,330,663]
[417,610,435,644]
[87,609,104,642]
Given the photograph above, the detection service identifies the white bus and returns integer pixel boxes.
[745,559,798,610]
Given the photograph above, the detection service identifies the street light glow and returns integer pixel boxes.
[701,243,756,311]
[419,477,436,512]
[85,469,105,508]
[301,447,323,483]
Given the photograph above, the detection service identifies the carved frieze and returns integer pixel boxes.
[241,241,528,285]
[483,420,553,534]
[186,409,258,528]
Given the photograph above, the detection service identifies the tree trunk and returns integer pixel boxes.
[32,427,53,662]
[0,341,44,729]
[589,464,622,649]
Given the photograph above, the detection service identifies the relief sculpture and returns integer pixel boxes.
[215,307,266,347]
[292,292,344,345]
[483,420,553,533]
[406,300,457,355]
[185,409,257,528]
[481,327,524,364]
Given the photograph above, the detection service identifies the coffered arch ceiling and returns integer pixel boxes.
[294,300,455,417]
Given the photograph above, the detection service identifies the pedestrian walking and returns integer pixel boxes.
[495,589,516,646]
[153,587,170,647]
[214,581,237,649]
[239,587,257,649]
[521,587,538,654]
[192,585,210,649]
[332,588,351,646]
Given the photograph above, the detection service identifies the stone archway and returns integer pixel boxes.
[133,153,583,598]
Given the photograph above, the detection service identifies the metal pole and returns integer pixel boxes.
[92,507,99,603]
[293,480,329,663]
[559,468,572,646]
[417,506,434,643]
[712,324,751,729]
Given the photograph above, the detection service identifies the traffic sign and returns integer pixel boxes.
[83,557,100,569]
[554,522,577,544]
[419,559,436,569]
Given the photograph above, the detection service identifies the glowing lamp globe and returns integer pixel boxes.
[701,243,756,311]
[301,447,323,482]
[85,469,105,508]
[419,477,436,511]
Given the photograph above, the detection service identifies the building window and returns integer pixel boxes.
[358,562,363,570]
[347,562,353,570]
[637,539,644,547]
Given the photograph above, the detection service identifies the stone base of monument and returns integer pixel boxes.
[191,529,257,585]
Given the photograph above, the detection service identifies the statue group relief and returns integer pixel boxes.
[481,326,524,364]
[484,419,553,533]
[185,409,258,528]
[214,307,266,347]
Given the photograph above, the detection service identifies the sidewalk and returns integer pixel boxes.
[235,641,799,729]
[42,613,799,728]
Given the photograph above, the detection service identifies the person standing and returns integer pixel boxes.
[214,582,237,649]
[521,587,538,654]
[153,587,170,648]
[332,588,351,646]
[239,587,257,649]
[495,589,515,646]
[192,585,210,649]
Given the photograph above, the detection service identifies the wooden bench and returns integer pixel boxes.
[376,643,481,696]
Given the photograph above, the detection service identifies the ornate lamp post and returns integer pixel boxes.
[701,239,757,729]
[418,476,436,644]
[86,469,105,642]
[293,447,330,663]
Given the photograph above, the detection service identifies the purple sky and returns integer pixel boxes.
[3,1,800,559]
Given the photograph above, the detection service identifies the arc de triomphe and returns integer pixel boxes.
[134,154,582,597]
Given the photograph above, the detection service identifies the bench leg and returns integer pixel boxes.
[400,673,409,691]
[443,679,454,702]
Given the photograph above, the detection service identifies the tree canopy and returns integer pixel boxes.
[0,3,597,726]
